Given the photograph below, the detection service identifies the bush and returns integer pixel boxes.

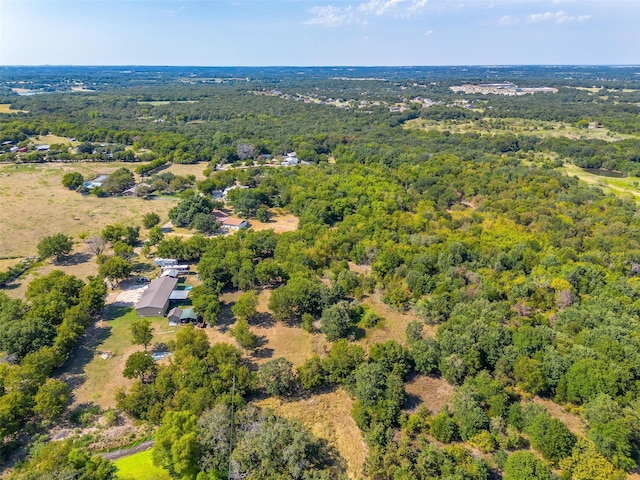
[468,430,497,453]
[503,451,552,480]
[430,409,458,443]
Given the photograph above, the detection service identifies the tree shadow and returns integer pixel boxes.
[348,325,366,341]
[57,321,112,396]
[249,312,275,328]
[104,305,133,321]
[251,346,274,360]
[403,391,424,412]
[216,302,236,333]
[57,252,92,266]
[132,262,155,273]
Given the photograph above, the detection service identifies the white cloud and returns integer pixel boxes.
[306,0,428,26]
[357,0,404,16]
[498,15,518,26]
[424,29,433,35]
[526,10,591,24]
[306,5,356,26]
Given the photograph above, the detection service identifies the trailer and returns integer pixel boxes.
[153,258,178,267]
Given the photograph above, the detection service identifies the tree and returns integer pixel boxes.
[37,233,73,262]
[229,317,258,351]
[113,240,135,261]
[191,213,219,233]
[430,408,458,443]
[231,290,259,321]
[452,384,489,441]
[503,451,552,480]
[298,356,326,390]
[123,351,157,383]
[153,410,200,479]
[10,439,116,480]
[86,235,107,256]
[514,356,546,395]
[98,256,132,285]
[143,212,161,229]
[168,195,213,228]
[34,378,71,423]
[147,225,164,246]
[130,318,154,350]
[320,301,352,341]
[190,286,220,325]
[230,410,328,479]
[101,167,135,195]
[256,207,271,223]
[322,339,366,384]
[62,172,84,190]
[353,362,387,406]
[258,357,296,397]
[526,413,576,464]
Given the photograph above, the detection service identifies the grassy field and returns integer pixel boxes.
[250,212,299,234]
[0,162,179,258]
[114,449,171,480]
[28,133,80,146]
[6,243,99,300]
[137,100,198,106]
[360,292,436,348]
[404,374,454,415]
[0,104,29,114]
[405,117,637,142]
[561,163,640,202]
[68,306,176,408]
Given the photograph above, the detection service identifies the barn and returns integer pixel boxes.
[135,276,178,317]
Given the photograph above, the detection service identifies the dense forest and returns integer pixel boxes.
[1,66,640,479]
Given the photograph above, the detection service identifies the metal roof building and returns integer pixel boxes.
[135,276,178,317]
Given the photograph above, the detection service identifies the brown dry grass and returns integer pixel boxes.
[5,243,99,300]
[0,258,23,270]
[0,104,28,114]
[250,213,299,234]
[69,310,177,409]
[208,289,322,367]
[254,388,366,480]
[0,162,179,258]
[531,396,585,437]
[359,292,436,348]
[348,262,371,275]
[403,374,455,415]
[163,163,208,181]
[28,133,79,145]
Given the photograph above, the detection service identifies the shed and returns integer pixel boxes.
[135,276,178,317]
[168,307,198,325]
[167,307,183,324]
[223,217,248,230]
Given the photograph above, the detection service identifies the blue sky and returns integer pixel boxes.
[0,0,638,65]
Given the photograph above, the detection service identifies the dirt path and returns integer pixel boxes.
[101,440,154,461]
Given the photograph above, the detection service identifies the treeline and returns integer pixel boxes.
[0,272,107,458]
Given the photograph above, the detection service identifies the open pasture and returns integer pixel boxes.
[0,162,178,258]
[406,117,637,142]
[561,163,640,202]
[0,104,29,114]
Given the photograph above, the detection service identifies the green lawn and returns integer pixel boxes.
[114,449,171,480]
[561,164,640,203]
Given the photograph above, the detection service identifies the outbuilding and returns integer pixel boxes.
[135,276,178,317]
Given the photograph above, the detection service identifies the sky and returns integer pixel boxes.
[0,0,639,66]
